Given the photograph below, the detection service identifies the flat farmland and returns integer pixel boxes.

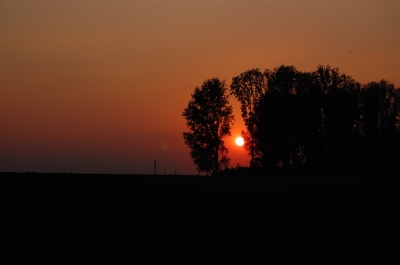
[2,173,399,263]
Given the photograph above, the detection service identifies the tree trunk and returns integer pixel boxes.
[215,119,219,174]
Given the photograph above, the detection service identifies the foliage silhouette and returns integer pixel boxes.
[358,80,400,163]
[255,65,316,167]
[182,78,234,174]
[183,65,400,175]
[230,69,267,167]
[248,65,399,174]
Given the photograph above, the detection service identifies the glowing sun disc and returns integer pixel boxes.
[235,137,244,146]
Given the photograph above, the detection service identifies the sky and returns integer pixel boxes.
[1,0,399,174]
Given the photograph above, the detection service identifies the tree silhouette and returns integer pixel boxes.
[230,69,267,167]
[255,65,311,167]
[312,65,361,164]
[359,80,400,161]
[253,65,362,169]
[186,65,400,176]
[183,78,234,174]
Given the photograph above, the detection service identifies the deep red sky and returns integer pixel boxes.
[1,0,399,174]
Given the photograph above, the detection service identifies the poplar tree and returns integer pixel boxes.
[230,68,267,167]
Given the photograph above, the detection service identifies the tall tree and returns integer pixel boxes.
[254,65,361,168]
[359,80,400,160]
[183,78,234,174]
[312,65,361,163]
[230,68,267,167]
[255,65,310,167]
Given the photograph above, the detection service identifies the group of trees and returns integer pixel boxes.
[183,65,400,175]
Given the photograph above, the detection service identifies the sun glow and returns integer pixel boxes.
[235,137,244,146]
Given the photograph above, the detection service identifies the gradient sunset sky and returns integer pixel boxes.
[1,0,399,174]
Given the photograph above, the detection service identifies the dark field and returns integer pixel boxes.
[2,173,400,263]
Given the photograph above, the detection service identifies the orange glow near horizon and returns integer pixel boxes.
[1,1,399,174]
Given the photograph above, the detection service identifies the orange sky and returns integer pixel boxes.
[1,0,399,174]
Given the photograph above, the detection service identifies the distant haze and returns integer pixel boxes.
[1,0,399,174]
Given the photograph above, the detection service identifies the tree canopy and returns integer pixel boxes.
[251,65,400,175]
[230,68,267,167]
[183,65,400,176]
[182,78,234,174]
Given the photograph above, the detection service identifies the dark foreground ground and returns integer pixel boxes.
[2,173,400,263]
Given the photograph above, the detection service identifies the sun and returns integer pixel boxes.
[235,136,244,146]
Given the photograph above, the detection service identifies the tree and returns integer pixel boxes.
[312,65,361,163]
[183,78,234,174]
[255,65,310,167]
[254,65,361,168]
[359,80,400,160]
[230,68,267,167]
